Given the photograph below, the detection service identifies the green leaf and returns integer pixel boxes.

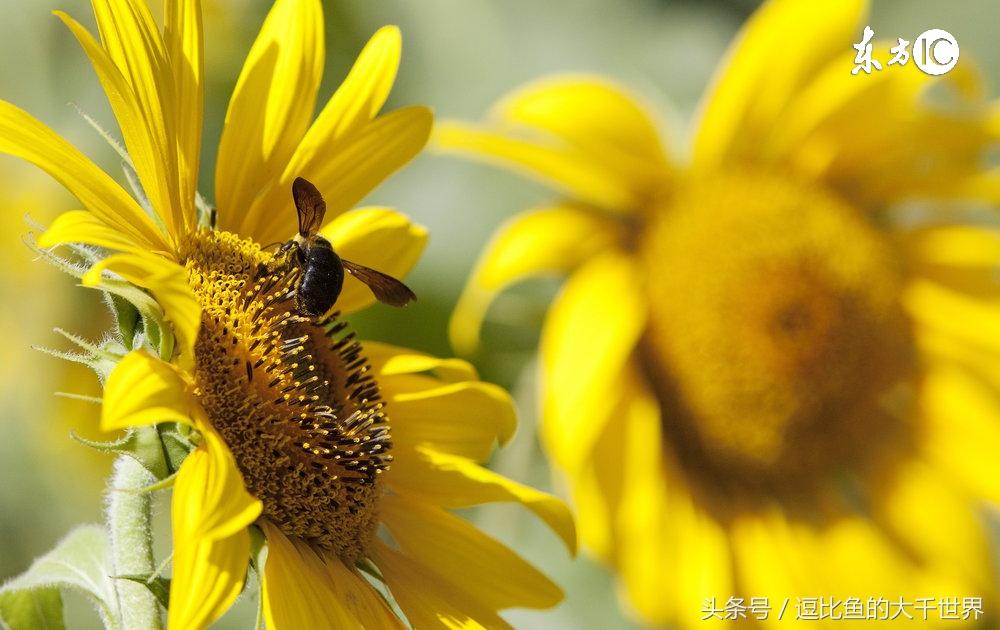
[0,588,64,630]
[113,575,169,610]
[0,525,120,630]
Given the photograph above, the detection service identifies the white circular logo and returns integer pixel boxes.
[913,29,959,75]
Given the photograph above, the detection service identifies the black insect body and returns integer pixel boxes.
[295,234,345,317]
[271,177,417,318]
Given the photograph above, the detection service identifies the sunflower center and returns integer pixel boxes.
[639,172,915,494]
[178,229,390,560]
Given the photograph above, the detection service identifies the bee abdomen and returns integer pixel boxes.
[297,244,345,317]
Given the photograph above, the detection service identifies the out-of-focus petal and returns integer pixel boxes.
[491,75,669,192]
[436,122,638,211]
[693,0,865,168]
[905,279,1000,356]
[540,252,646,472]
[921,367,1000,505]
[450,203,622,354]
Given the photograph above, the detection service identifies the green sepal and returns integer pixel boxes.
[356,557,385,583]
[248,525,267,574]
[113,575,170,610]
[130,426,170,480]
[69,426,172,482]
[158,424,194,474]
[0,588,64,630]
[69,429,136,454]
[248,525,267,630]
[106,293,141,350]
[0,525,120,630]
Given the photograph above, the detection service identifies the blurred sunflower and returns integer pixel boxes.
[440,0,1000,627]
[0,0,574,628]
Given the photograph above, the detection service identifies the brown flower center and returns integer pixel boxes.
[179,229,390,560]
[639,172,916,497]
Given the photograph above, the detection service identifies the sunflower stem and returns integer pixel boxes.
[106,455,164,630]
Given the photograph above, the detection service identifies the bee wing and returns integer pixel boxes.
[341,259,416,307]
[291,177,327,237]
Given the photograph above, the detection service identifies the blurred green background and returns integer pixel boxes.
[0,0,997,627]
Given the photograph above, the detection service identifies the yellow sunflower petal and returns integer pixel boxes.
[390,381,516,462]
[365,341,479,383]
[729,511,825,630]
[169,430,262,630]
[38,210,143,253]
[764,46,928,176]
[0,100,167,253]
[316,206,428,315]
[382,493,563,610]
[775,57,994,205]
[450,204,622,354]
[84,1,191,239]
[901,225,1000,298]
[569,406,626,562]
[491,75,669,193]
[168,525,249,630]
[84,252,201,370]
[436,122,637,211]
[371,539,512,630]
[903,224,1000,269]
[540,252,646,472]
[216,0,324,233]
[387,445,576,554]
[248,107,433,245]
[318,551,406,630]
[289,25,401,170]
[615,377,733,628]
[164,0,204,226]
[904,279,1000,355]
[692,0,865,168]
[260,522,363,630]
[872,459,992,595]
[101,349,194,432]
[922,366,1000,504]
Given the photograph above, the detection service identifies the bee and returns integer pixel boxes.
[266,177,416,317]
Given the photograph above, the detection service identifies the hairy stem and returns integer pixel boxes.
[106,456,163,630]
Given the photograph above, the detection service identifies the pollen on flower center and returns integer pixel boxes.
[639,172,916,494]
[179,229,391,560]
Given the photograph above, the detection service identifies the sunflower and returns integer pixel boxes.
[439,0,1000,627]
[1,0,575,628]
